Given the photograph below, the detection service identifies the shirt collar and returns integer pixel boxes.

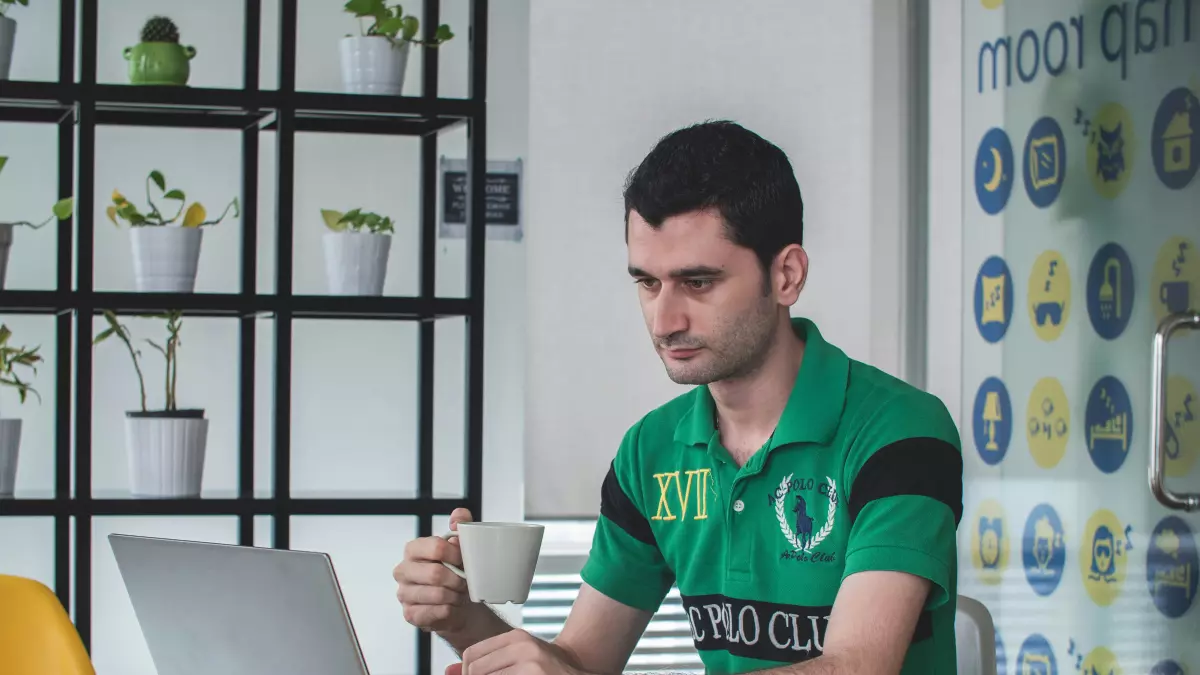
[673,317,850,450]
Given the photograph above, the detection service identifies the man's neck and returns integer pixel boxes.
[709,318,805,462]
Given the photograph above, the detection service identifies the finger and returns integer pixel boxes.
[401,537,465,568]
[398,583,467,606]
[402,603,454,627]
[446,664,463,675]
[407,561,470,590]
[450,508,474,529]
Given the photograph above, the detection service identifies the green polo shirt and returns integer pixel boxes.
[580,317,962,675]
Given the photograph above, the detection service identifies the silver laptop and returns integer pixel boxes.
[109,533,371,675]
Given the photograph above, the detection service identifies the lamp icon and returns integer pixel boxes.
[983,391,1004,451]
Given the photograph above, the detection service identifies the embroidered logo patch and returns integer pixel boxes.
[773,474,838,560]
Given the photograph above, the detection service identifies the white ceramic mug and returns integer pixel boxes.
[441,522,545,604]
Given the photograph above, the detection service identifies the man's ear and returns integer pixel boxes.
[773,244,808,305]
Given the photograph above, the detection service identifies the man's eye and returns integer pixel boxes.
[685,279,712,290]
[635,278,657,289]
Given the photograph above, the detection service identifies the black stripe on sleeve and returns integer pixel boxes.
[599,461,657,546]
[847,437,963,526]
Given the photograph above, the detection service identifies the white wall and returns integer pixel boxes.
[0,1,528,673]
[523,0,919,518]
[926,0,966,430]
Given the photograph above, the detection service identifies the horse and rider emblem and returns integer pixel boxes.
[774,474,838,553]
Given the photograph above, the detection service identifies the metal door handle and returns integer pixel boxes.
[1150,311,1200,512]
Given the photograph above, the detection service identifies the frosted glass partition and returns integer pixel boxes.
[959,2,1200,673]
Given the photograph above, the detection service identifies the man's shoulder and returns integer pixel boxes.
[842,358,961,451]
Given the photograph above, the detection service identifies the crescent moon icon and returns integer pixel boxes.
[984,147,1004,192]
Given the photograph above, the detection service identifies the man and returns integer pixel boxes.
[394,120,964,675]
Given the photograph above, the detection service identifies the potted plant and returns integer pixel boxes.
[339,0,453,95]
[0,0,33,80]
[93,309,208,499]
[123,16,196,86]
[0,324,41,498]
[0,155,75,291]
[321,207,395,295]
[108,169,239,293]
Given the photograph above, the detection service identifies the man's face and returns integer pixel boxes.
[627,207,780,385]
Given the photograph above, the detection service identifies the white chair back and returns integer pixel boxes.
[954,594,997,675]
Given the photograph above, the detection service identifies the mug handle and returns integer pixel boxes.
[440,531,467,579]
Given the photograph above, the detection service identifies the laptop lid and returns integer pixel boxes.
[108,533,370,675]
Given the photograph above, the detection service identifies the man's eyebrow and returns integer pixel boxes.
[627,265,724,278]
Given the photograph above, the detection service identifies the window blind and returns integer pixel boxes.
[522,552,703,673]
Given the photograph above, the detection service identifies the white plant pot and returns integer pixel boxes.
[0,16,15,81]
[125,411,209,498]
[339,36,410,95]
[0,222,12,291]
[323,231,392,296]
[0,419,21,498]
[130,226,203,293]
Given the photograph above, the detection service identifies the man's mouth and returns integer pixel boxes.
[663,347,702,359]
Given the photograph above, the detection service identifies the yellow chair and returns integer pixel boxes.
[0,574,95,675]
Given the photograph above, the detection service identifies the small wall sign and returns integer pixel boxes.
[440,157,523,242]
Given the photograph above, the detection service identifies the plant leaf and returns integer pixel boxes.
[106,205,118,226]
[112,189,127,205]
[344,0,382,17]
[321,209,346,231]
[163,189,185,201]
[145,339,167,358]
[149,170,166,192]
[52,197,73,220]
[0,156,7,177]
[401,15,420,41]
[93,327,115,345]
[183,203,206,228]
[377,16,404,36]
[434,24,453,42]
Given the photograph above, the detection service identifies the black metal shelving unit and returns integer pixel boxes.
[0,1,488,672]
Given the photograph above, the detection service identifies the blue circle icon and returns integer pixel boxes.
[973,377,1012,465]
[1024,116,1067,208]
[1022,503,1066,596]
[974,256,1014,343]
[1146,516,1198,619]
[1015,633,1057,675]
[1152,660,1186,675]
[1085,376,1134,474]
[976,127,1015,215]
[1152,87,1200,190]
[1086,243,1136,340]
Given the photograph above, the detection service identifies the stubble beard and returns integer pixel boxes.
[659,298,780,386]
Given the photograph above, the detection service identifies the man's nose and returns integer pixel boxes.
[651,288,688,339]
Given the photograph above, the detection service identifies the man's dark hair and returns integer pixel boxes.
[622,120,805,272]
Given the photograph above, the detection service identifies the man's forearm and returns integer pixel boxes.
[438,603,516,655]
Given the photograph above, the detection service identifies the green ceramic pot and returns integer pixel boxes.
[123,42,195,86]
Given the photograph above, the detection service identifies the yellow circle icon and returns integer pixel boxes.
[1165,376,1199,478]
[1081,646,1123,675]
[1152,237,1200,323]
[1026,377,1070,468]
[1087,102,1137,199]
[1079,509,1128,606]
[1028,250,1071,341]
[970,499,1010,585]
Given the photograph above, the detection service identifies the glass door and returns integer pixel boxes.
[959,1,1199,674]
